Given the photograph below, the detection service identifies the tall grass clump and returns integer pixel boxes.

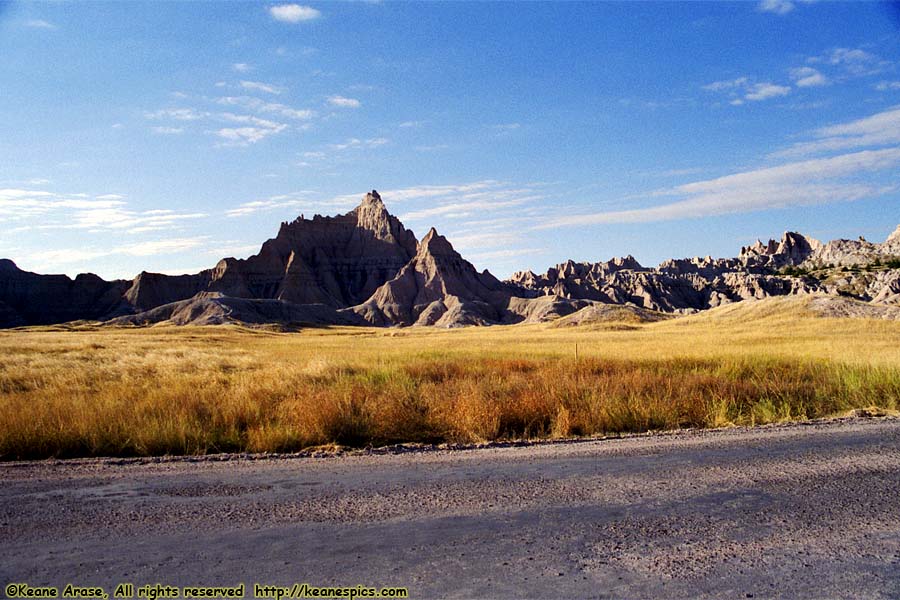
[2,312,899,460]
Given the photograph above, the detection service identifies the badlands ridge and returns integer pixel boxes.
[1,190,899,328]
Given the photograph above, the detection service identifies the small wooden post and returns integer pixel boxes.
[575,342,579,360]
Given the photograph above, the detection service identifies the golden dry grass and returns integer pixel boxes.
[1,297,899,459]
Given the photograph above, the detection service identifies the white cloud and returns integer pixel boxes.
[703,77,790,103]
[120,238,205,257]
[823,47,876,65]
[808,47,887,77]
[493,123,521,131]
[328,137,387,150]
[215,124,287,146]
[790,66,829,88]
[745,82,791,101]
[702,77,749,92]
[25,249,108,266]
[0,188,206,232]
[446,231,525,252]
[146,101,299,146]
[232,63,251,72]
[20,238,208,273]
[216,96,315,120]
[224,181,536,219]
[757,0,794,14]
[327,95,361,108]
[399,121,424,128]
[466,247,543,263]
[204,243,260,258]
[145,108,207,121]
[537,147,900,229]
[269,4,321,23]
[240,80,283,95]
[876,81,900,92]
[772,105,900,157]
[24,19,57,29]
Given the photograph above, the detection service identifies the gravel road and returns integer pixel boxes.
[2,418,899,599]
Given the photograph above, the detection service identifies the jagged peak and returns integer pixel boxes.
[360,189,383,207]
[886,224,900,244]
[418,227,457,258]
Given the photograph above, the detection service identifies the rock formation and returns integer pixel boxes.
[108,292,365,328]
[0,189,898,328]
[352,228,517,326]
[0,259,130,327]
[124,190,418,311]
[510,228,900,314]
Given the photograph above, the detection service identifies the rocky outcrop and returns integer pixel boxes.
[2,188,898,328]
[802,226,900,267]
[739,231,823,269]
[125,271,210,312]
[351,228,514,327]
[510,231,831,314]
[0,259,130,327]
[107,292,365,328]
[124,190,419,310]
[550,303,669,328]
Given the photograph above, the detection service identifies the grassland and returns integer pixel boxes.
[1,297,899,460]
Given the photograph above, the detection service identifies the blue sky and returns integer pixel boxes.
[1,1,899,280]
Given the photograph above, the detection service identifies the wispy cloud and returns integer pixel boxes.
[269,4,321,23]
[24,19,57,29]
[757,0,794,15]
[789,66,829,88]
[232,63,251,73]
[328,137,387,150]
[807,47,889,77]
[876,81,900,92]
[215,125,287,146]
[120,238,206,257]
[702,77,748,92]
[240,80,283,95]
[224,181,540,220]
[327,95,361,108]
[745,82,791,101]
[397,183,545,222]
[771,105,900,158]
[216,96,315,120]
[146,102,293,146]
[145,108,207,121]
[22,238,207,272]
[703,77,790,104]
[537,147,900,229]
[0,188,207,233]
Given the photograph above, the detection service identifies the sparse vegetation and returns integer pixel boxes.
[1,298,899,460]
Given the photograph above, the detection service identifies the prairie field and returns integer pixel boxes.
[1,297,899,460]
